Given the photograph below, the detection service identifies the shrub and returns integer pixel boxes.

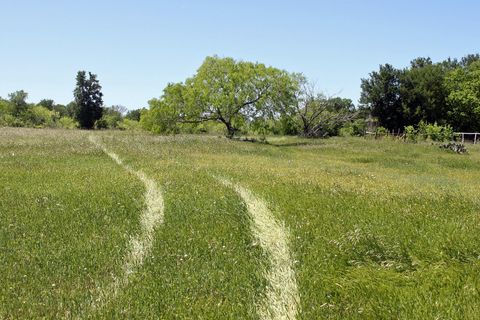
[118,119,141,130]
[404,125,418,142]
[95,118,109,129]
[375,126,388,136]
[418,121,453,142]
[340,119,367,137]
[58,116,78,129]
[102,114,122,129]
[1,114,25,127]
[24,106,58,127]
[0,99,14,115]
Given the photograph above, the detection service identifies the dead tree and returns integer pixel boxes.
[293,81,356,137]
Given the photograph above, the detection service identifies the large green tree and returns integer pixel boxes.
[171,56,297,138]
[360,64,405,130]
[73,71,103,129]
[445,61,480,132]
[400,58,451,125]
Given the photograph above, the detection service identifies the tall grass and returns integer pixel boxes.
[1,128,479,319]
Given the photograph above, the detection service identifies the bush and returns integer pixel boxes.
[404,125,418,142]
[1,114,24,127]
[118,119,141,130]
[375,126,388,135]
[23,106,59,127]
[0,99,14,115]
[418,121,453,142]
[102,114,122,129]
[58,116,77,129]
[340,119,367,137]
[94,118,109,129]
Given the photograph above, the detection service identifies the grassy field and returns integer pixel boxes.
[1,127,480,319]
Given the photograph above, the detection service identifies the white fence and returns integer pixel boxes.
[455,132,479,144]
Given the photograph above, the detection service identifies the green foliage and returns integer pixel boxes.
[24,105,59,127]
[360,64,404,130]
[140,99,180,134]
[8,90,29,116]
[118,118,141,130]
[0,113,24,127]
[401,59,450,124]
[445,61,480,132]
[0,94,78,129]
[275,115,299,135]
[57,116,77,129]
[125,108,143,121]
[0,98,14,115]
[38,99,55,110]
[94,118,109,129]
[65,101,78,118]
[98,105,126,129]
[142,56,298,138]
[375,126,388,135]
[340,119,367,136]
[74,71,104,129]
[418,121,453,142]
[360,54,480,132]
[293,77,356,137]
[404,125,418,142]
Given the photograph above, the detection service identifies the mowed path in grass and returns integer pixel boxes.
[91,134,300,319]
[91,133,267,318]
[218,177,299,320]
[86,136,164,312]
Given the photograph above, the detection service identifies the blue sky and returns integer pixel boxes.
[1,0,479,109]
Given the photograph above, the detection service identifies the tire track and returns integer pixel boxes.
[87,136,164,311]
[216,177,299,320]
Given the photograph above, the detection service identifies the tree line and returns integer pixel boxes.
[2,53,479,137]
[140,56,357,138]
[0,71,142,130]
[360,54,480,132]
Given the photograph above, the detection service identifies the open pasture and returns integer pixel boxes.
[1,128,480,319]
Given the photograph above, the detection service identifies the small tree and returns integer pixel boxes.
[8,90,29,116]
[73,71,104,129]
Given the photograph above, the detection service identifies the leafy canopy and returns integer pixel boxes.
[445,61,480,132]
[153,56,298,138]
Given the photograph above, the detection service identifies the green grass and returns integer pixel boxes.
[1,128,480,319]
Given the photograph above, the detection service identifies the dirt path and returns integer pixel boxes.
[217,177,300,320]
[88,136,164,311]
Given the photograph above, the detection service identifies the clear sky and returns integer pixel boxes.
[1,0,479,109]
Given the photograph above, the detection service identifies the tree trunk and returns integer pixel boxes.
[225,123,236,139]
[300,116,310,137]
[220,119,236,139]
